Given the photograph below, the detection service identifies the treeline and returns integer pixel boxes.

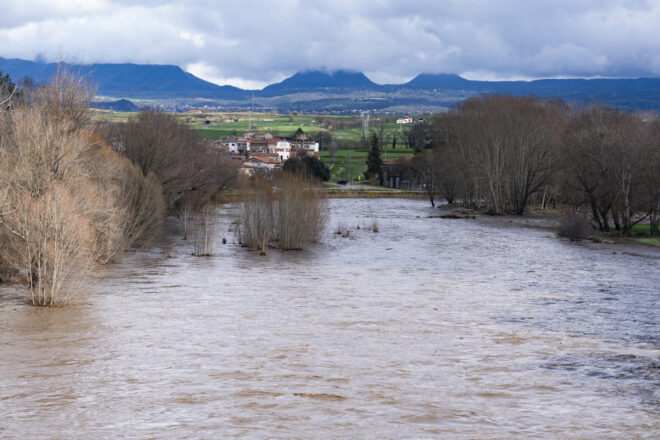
[0,71,237,305]
[410,94,660,236]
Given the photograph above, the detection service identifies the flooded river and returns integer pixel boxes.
[1,198,658,439]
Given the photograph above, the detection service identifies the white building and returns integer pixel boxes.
[269,140,292,161]
[290,140,320,153]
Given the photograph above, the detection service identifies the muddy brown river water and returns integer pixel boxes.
[1,198,659,439]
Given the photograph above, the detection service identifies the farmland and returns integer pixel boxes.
[320,148,414,182]
[94,111,411,143]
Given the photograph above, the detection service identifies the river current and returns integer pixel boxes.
[1,198,658,439]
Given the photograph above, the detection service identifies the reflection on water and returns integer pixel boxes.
[1,198,658,439]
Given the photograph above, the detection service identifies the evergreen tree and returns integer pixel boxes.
[364,133,383,183]
[0,71,16,106]
[283,154,330,181]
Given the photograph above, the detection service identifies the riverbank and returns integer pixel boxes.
[436,204,660,248]
[324,189,426,199]
[213,187,426,203]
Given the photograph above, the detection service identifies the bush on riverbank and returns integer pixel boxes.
[557,213,594,241]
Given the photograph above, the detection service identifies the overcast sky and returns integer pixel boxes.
[1,0,659,89]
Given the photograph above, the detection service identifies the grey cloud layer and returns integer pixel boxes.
[1,0,658,88]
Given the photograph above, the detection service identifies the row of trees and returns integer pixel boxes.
[100,111,237,216]
[410,94,660,235]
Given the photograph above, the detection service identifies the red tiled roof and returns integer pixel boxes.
[247,156,281,164]
[383,155,414,166]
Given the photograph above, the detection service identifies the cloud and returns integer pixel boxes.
[1,0,659,88]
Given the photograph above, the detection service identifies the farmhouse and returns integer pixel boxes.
[381,155,416,189]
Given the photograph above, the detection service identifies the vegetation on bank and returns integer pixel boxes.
[0,70,238,305]
[0,71,162,304]
[407,95,659,241]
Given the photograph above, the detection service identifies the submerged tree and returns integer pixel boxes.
[237,175,327,253]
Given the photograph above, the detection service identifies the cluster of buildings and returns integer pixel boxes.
[214,131,320,175]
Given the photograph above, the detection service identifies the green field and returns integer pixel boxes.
[628,223,660,246]
[635,237,660,246]
[607,223,660,246]
[320,148,414,181]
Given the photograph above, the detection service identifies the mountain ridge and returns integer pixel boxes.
[2,56,660,111]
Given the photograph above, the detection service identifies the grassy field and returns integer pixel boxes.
[634,237,660,246]
[607,223,660,246]
[628,224,660,246]
[320,148,414,181]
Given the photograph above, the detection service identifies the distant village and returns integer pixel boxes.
[212,129,320,176]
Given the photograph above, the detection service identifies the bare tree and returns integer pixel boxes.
[448,95,565,214]
[122,111,237,211]
[1,183,95,305]
[237,179,275,254]
[410,150,442,207]
[237,175,327,253]
[192,205,218,256]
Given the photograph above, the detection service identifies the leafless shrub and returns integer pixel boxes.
[114,159,165,252]
[557,213,594,241]
[275,175,327,250]
[176,199,194,240]
[237,179,275,253]
[237,176,327,252]
[193,206,218,257]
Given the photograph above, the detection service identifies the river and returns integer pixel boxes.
[1,198,658,439]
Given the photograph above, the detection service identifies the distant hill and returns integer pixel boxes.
[0,56,248,100]
[2,56,660,111]
[259,69,379,96]
[91,98,139,112]
[401,73,474,90]
[401,73,660,109]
